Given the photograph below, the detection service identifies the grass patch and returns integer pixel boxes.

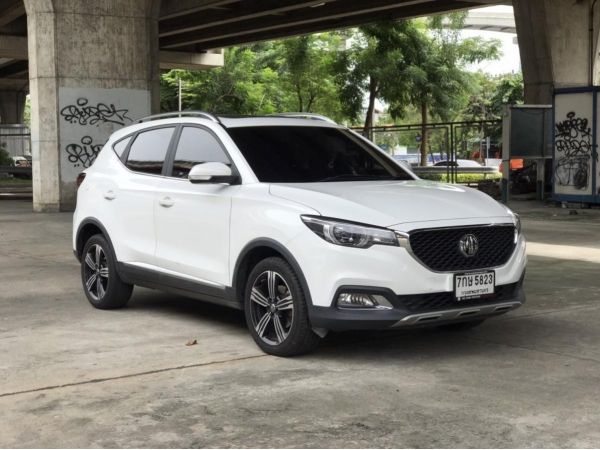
[0,177,32,186]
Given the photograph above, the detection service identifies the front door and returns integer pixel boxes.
[154,125,236,286]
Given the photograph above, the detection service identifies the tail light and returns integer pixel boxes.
[76,172,86,189]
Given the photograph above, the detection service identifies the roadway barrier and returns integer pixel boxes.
[410,166,499,175]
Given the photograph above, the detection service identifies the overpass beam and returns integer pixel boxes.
[24,0,160,212]
[159,50,224,70]
[514,0,599,103]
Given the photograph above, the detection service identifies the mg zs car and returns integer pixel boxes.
[73,112,526,356]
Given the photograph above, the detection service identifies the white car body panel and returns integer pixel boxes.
[228,184,318,282]
[74,145,160,265]
[153,178,236,286]
[270,180,509,227]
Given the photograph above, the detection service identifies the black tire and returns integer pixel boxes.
[438,318,486,331]
[244,256,321,356]
[81,234,133,309]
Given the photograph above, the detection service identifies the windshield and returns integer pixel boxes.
[227,126,413,183]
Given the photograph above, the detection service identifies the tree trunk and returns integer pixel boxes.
[420,100,428,166]
[296,82,303,112]
[306,92,316,112]
[363,76,378,137]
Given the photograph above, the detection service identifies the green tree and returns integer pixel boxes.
[396,14,500,165]
[462,71,524,145]
[160,20,501,158]
[160,34,344,120]
[280,34,341,115]
[335,20,422,130]
[335,16,500,158]
[161,46,283,115]
[489,72,524,115]
[464,71,524,121]
[0,144,11,166]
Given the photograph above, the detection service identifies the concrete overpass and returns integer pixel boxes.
[462,9,516,33]
[0,0,595,211]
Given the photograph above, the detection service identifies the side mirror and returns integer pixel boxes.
[188,162,238,184]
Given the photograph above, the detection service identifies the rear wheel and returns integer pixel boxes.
[81,234,133,309]
[244,257,321,356]
[438,318,486,331]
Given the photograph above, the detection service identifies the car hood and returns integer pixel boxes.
[269,180,512,228]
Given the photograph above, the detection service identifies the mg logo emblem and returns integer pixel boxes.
[458,234,479,258]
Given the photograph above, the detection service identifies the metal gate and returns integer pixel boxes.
[356,119,502,183]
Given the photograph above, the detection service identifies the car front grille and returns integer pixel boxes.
[395,281,521,313]
[408,224,516,272]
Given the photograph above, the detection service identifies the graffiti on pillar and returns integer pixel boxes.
[554,111,592,190]
[65,136,103,168]
[60,98,133,126]
[59,87,150,176]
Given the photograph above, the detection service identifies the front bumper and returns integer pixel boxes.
[309,276,525,331]
[286,222,527,310]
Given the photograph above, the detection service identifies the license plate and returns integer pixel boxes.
[454,271,495,301]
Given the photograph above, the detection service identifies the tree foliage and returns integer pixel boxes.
[280,34,343,116]
[0,144,12,166]
[334,21,422,129]
[394,14,500,164]
[160,18,514,165]
[332,14,501,164]
[161,46,284,115]
[161,35,344,120]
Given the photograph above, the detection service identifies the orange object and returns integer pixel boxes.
[499,159,524,173]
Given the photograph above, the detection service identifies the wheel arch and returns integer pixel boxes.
[75,218,117,262]
[232,238,313,307]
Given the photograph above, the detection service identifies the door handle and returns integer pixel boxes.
[103,190,116,200]
[159,196,174,208]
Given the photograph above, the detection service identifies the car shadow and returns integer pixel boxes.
[126,286,505,360]
[126,287,247,330]
[315,326,495,361]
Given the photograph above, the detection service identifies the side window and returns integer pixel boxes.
[125,127,175,175]
[171,127,231,178]
[113,136,131,158]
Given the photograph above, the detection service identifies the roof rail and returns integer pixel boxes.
[137,111,221,123]
[269,112,337,124]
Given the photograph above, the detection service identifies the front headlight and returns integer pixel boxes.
[514,213,521,234]
[301,215,399,249]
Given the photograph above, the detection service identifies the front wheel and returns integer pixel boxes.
[244,257,321,356]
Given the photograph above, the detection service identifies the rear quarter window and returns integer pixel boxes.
[112,136,131,158]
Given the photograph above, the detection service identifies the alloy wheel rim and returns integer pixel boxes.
[249,270,294,346]
[83,244,109,300]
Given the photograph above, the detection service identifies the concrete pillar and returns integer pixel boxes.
[24,0,160,212]
[513,0,553,104]
[514,0,600,104]
[0,90,27,124]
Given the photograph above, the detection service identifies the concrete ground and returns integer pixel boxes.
[1,198,600,448]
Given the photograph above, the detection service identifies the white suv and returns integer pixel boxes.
[73,112,526,356]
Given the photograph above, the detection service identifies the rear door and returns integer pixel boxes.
[110,126,176,265]
[154,125,236,286]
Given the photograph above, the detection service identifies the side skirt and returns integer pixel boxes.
[117,263,242,310]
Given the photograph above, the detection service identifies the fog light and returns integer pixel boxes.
[336,293,393,310]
